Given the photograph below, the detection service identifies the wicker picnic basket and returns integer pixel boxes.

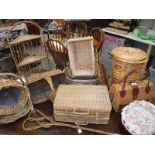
[110,70,154,112]
[27,69,66,104]
[67,37,96,78]
[0,73,32,124]
[54,84,112,125]
[112,47,148,84]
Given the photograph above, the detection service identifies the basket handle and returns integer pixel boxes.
[0,73,20,79]
[73,108,89,115]
[0,73,27,86]
[119,69,151,98]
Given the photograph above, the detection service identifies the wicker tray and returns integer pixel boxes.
[67,37,96,78]
[112,47,148,84]
[54,84,112,125]
[63,67,99,85]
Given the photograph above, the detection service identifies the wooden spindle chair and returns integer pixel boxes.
[47,39,69,70]
[89,27,105,68]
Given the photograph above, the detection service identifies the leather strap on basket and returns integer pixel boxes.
[119,70,151,98]
[145,70,151,94]
[130,83,139,100]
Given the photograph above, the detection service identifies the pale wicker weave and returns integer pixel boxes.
[112,47,148,84]
[67,37,96,78]
[7,21,54,105]
[54,84,112,125]
[7,21,51,81]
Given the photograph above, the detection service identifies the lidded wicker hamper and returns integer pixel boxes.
[112,47,148,84]
[54,84,112,125]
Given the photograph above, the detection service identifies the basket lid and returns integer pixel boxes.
[54,84,112,114]
[112,47,148,62]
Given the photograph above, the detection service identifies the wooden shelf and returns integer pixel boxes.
[17,55,47,67]
[10,34,41,45]
[109,23,130,30]
[26,69,62,84]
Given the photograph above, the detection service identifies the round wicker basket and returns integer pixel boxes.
[112,47,148,84]
[0,73,32,124]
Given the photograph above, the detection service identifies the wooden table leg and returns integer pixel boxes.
[144,44,153,70]
[147,44,152,57]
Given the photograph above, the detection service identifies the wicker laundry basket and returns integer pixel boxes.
[63,67,99,85]
[67,37,96,78]
[112,47,148,84]
[0,73,32,124]
[54,84,112,125]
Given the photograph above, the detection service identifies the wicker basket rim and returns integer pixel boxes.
[112,47,148,62]
[67,36,94,43]
[67,36,96,77]
[113,54,148,63]
[0,79,29,116]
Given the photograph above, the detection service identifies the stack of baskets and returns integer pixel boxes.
[112,47,148,84]
[54,36,112,125]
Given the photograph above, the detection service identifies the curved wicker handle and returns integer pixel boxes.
[74,108,89,115]
[119,70,151,97]
[0,73,27,85]
[0,73,20,79]
[7,20,42,43]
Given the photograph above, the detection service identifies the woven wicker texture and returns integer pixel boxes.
[112,47,148,84]
[63,67,99,85]
[7,21,51,84]
[0,73,29,116]
[54,84,112,124]
[27,69,64,105]
[0,99,33,124]
[67,37,96,77]
[113,47,147,62]
[0,73,33,124]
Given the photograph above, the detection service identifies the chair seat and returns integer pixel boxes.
[17,55,47,67]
